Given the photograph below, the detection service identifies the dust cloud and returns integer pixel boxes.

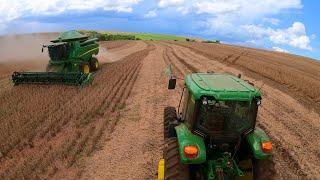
[0,33,58,71]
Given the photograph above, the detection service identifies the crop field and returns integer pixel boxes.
[0,34,319,179]
[90,30,191,41]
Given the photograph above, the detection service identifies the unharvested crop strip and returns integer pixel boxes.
[86,63,143,154]
[96,61,140,115]
[72,60,141,157]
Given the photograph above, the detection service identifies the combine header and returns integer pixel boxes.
[12,30,100,86]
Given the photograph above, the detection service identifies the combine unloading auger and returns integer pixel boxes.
[11,30,100,86]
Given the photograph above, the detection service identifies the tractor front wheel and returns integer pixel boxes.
[90,57,99,71]
[164,138,190,180]
[164,107,177,139]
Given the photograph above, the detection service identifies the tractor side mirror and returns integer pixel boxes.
[41,47,44,53]
[168,78,176,90]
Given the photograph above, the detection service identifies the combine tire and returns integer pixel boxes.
[90,57,99,71]
[164,107,177,139]
[80,63,91,74]
[164,138,190,180]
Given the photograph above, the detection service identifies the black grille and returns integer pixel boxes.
[197,105,240,143]
[48,44,70,61]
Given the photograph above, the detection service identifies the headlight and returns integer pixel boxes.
[202,97,208,105]
[257,99,262,106]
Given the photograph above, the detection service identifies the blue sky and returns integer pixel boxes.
[0,0,319,60]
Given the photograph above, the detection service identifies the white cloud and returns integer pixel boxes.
[158,0,302,17]
[177,7,189,15]
[273,47,289,53]
[144,10,157,18]
[243,22,312,50]
[0,0,141,32]
[263,18,280,25]
[273,22,309,50]
[168,0,303,35]
[158,0,185,8]
[156,0,312,51]
[195,1,240,14]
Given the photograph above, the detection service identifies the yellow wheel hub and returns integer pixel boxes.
[83,64,90,74]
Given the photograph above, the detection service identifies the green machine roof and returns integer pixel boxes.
[185,73,261,101]
[51,30,88,43]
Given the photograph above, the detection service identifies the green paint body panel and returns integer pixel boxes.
[246,128,272,159]
[185,73,261,101]
[175,123,206,164]
[11,30,99,86]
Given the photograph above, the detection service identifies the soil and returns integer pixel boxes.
[0,34,319,179]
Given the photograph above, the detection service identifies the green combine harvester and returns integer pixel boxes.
[158,72,273,180]
[12,30,100,86]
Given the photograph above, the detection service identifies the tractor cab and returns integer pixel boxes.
[161,73,273,180]
[181,73,261,141]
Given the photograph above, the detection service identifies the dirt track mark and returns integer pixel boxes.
[160,42,200,73]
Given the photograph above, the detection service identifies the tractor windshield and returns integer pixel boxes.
[197,98,258,141]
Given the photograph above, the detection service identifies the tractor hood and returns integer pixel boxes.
[185,73,261,101]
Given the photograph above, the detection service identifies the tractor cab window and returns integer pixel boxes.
[197,98,258,141]
[181,90,195,128]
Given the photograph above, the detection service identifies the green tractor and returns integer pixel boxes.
[159,72,273,180]
[12,30,100,86]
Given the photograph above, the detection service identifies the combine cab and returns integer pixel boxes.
[12,30,100,86]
